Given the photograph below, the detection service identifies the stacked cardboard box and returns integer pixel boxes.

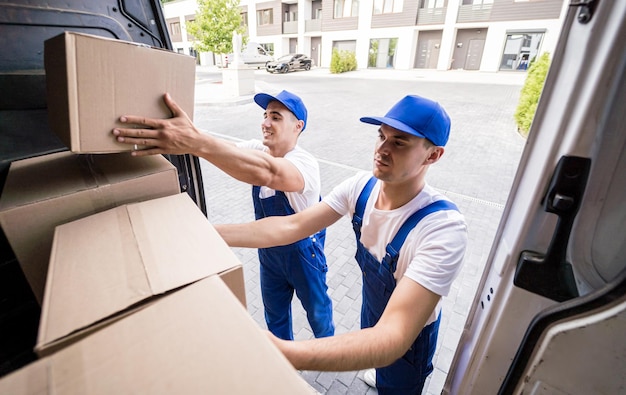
[45,31,197,154]
[36,193,246,356]
[0,151,182,304]
[0,31,315,393]
[0,276,316,394]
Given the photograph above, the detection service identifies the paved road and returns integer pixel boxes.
[193,67,526,394]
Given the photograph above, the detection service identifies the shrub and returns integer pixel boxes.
[330,48,358,74]
[514,52,551,137]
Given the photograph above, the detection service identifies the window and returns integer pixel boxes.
[185,18,195,40]
[334,0,359,18]
[284,10,297,21]
[499,32,544,71]
[170,21,181,36]
[240,12,248,27]
[373,0,403,14]
[260,43,274,55]
[420,0,444,8]
[257,9,273,25]
[368,38,397,68]
[462,0,493,4]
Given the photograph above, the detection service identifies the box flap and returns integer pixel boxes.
[37,193,240,351]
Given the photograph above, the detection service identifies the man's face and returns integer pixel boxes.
[260,101,301,154]
[372,124,435,183]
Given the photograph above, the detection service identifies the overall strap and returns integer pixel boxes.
[382,200,459,273]
[352,176,378,239]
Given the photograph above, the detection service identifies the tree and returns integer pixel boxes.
[514,52,551,137]
[186,0,247,56]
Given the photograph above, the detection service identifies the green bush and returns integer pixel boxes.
[330,48,358,74]
[514,52,551,137]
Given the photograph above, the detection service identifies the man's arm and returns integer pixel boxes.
[271,277,440,371]
[112,93,304,192]
[216,201,342,248]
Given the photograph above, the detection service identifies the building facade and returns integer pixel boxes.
[163,0,568,72]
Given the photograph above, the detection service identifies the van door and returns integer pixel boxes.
[445,1,626,394]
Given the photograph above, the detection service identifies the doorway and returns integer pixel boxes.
[450,28,487,70]
[414,30,443,69]
[311,36,321,66]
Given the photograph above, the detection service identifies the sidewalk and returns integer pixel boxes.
[194,66,526,106]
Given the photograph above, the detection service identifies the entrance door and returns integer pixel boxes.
[289,37,297,54]
[465,39,484,70]
[415,39,440,69]
[311,36,321,66]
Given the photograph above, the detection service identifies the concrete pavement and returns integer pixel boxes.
[194,66,526,394]
[194,65,526,106]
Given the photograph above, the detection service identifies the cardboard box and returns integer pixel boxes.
[0,276,316,394]
[37,193,245,356]
[44,31,196,153]
[0,151,181,304]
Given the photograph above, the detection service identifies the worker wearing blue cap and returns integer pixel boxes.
[113,90,334,341]
[216,95,468,395]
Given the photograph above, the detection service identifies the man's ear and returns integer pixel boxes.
[427,147,445,164]
[295,119,305,133]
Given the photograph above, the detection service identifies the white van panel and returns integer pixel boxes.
[445,1,626,393]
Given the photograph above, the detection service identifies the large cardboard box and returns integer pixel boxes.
[37,193,245,356]
[0,151,181,304]
[44,31,196,153]
[0,276,315,394]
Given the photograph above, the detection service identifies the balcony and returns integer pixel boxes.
[457,3,492,23]
[283,20,298,34]
[305,18,322,32]
[417,7,446,25]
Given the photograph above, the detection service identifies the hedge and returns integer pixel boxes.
[514,52,551,137]
[330,48,357,74]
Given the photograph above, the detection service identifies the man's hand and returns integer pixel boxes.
[112,93,205,156]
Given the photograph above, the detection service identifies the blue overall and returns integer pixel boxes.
[252,185,334,340]
[352,177,458,394]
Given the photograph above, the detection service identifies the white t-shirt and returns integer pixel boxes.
[324,171,468,324]
[236,139,321,212]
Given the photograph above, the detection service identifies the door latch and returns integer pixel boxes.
[514,156,591,302]
[570,0,597,24]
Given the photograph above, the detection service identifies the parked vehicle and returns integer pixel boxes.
[265,54,312,73]
[217,42,273,69]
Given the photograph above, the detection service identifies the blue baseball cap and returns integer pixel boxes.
[360,95,451,146]
[254,90,308,131]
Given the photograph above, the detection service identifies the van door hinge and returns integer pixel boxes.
[570,0,598,24]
